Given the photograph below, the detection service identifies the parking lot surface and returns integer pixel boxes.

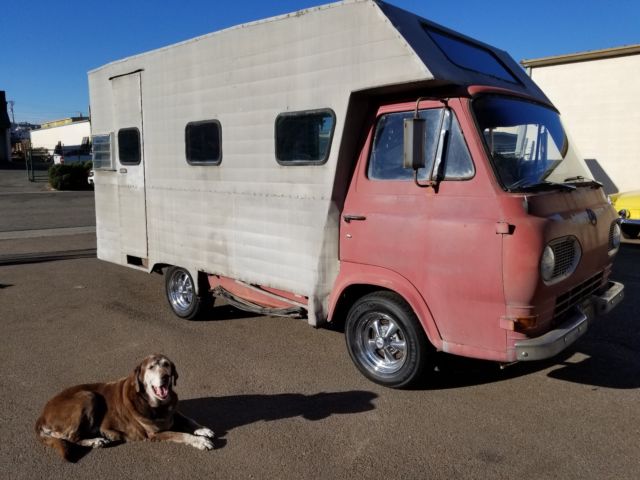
[1,169,639,479]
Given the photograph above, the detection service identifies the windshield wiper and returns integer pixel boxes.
[563,176,602,189]
[511,180,576,192]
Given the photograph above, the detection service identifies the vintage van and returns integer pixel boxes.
[89,0,624,387]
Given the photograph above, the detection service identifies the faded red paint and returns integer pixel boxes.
[332,89,621,363]
[208,275,307,309]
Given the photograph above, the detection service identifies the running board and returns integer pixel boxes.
[212,286,306,318]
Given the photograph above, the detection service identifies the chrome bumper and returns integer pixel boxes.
[514,281,624,361]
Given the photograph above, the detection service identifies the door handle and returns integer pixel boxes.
[343,214,367,223]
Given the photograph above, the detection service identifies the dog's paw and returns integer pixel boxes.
[81,437,110,449]
[194,427,215,439]
[190,435,214,451]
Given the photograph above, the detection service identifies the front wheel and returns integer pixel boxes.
[345,291,432,388]
[165,267,211,320]
[621,224,640,240]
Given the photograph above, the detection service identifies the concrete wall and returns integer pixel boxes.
[30,121,91,152]
[529,54,640,193]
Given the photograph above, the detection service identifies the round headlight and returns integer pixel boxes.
[540,245,555,282]
[611,222,621,250]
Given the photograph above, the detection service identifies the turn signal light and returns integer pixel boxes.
[514,315,538,332]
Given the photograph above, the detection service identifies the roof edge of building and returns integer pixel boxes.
[521,44,640,68]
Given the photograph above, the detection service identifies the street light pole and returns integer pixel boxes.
[8,100,15,125]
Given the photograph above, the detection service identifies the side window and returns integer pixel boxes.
[275,109,335,165]
[185,120,222,165]
[118,128,141,165]
[92,133,115,170]
[368,109,474,181]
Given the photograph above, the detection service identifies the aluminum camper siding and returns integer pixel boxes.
[88,0,434,325]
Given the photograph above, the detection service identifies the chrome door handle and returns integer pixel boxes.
[343,214,367,223]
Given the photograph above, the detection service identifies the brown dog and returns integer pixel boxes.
[35,354,214,461]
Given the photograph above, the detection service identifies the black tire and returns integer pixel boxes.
[345,291,432,388]
[164,267,211,320]
[621,224,640,240]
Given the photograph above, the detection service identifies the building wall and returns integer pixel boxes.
[30,121,91,152]
[529,54,640,193]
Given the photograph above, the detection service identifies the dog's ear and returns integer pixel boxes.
[134,364,144,393]
[171,362,179,387]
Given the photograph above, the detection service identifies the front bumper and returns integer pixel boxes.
[514,281,624,361]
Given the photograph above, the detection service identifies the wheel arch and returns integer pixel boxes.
[329,262,442,351]
[152,263,210,295]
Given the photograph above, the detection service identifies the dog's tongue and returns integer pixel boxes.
[153,385,169,399]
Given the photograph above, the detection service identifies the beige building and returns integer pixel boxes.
[30,118,91,153]
[522,45,640,194]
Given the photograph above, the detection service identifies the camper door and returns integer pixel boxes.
[111,71,148,260]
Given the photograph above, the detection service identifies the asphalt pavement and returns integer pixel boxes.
[0,166,639,480]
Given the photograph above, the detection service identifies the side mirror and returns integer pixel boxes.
[403,117,426,171]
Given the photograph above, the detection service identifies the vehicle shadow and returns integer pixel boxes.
[420,341,640,391]
[179,390,378,449]
[198,303,261,322]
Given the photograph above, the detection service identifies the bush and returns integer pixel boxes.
[49,161,93,190]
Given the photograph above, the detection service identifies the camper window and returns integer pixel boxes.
[185,120,222,165]
[92,133,114,170]
[118,128,141,165]
[423,25,519,84]
[275,109,335,165]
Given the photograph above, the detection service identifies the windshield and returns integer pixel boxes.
[473,95,593,190]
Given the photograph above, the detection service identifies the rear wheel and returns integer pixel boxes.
[165,267,211,320]
[345,291,432,388]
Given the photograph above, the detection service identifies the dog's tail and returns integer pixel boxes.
[35,416,71,461]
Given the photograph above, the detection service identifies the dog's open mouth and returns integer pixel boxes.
[152,385,170,400]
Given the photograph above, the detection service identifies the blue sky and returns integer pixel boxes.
[1,0,638,123]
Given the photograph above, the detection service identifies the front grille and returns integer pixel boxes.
[553,271,604,320]
[550,237,581,280]
[609,221,620,251]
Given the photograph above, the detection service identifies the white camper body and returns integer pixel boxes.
[89,0,546,325]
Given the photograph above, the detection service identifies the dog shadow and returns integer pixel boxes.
[63,440,125,464]
[179,390,378,449]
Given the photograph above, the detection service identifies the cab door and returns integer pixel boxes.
[111,71,148,261]
[341,100,506,353]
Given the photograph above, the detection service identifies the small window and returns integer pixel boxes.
[118,128,141,165]
[185,120,222,165]
[92,133,115,170]
[368,109,474,181]
[424,25,519,84]
[275,109,335,165]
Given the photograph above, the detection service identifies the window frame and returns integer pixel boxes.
[274,108,336,166]
[185,119,223,166]
[367,107,475,182]
[117,127,141,166]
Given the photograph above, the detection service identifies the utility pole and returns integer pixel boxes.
[8,100,15,125]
